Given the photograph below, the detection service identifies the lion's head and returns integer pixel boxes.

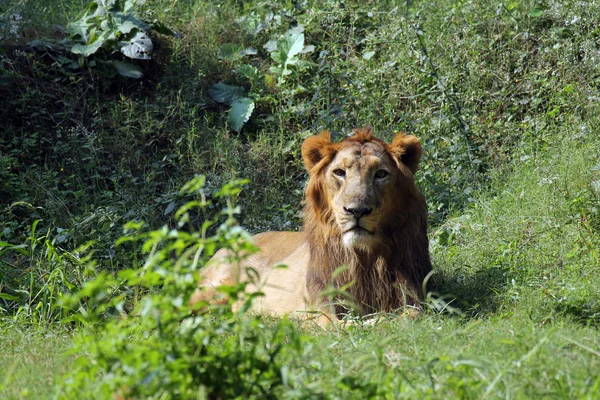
[301,126,431,314]
[302,126,424,251]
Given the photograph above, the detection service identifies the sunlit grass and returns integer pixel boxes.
[0,322,74,399]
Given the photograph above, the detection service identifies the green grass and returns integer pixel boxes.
[0,322,74,399]
[1,0,600,398]
[432,131,600,320]
[301,316,600,398]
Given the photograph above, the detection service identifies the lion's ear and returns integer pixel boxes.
[302,130,334,173]
[389,133,422,174]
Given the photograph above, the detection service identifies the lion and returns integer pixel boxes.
[190,126,432,324]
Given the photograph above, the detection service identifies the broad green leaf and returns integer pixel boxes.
[228,97,254,132]
[240,47,257,56]
[113,61,143,78]
[529,7,543,17]
[563,84,574,94]
[236,64,260,83]
[218,44,256,62]
[300,45,315,54]
[118,20,137,34]
[179,175,206,195]
[28,40,54,50]
[218,43,245,61]
[100,19,112,32]
[547,106,560,118]
[506,1,520,11]
[85,0,100,15]
[71,35,105,56]
[362,50,375,60]
[269,65,284,76]
[271,31,304,65]
[66,20,91,41]
[0,241,28,256]
[278,65,293,76]
[164,201,176,216]
[263,39,277,53]
[124,0,138,13]
[118,14,150,32]
[208,82,247,106]
[238,13,262,34]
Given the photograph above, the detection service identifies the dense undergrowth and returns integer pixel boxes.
[1,0,600,398]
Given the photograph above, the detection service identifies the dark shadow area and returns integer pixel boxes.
[426,265,513,318]
[555,301,600,328]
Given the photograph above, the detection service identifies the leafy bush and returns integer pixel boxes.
[209,26,313,132]
[67,0,176,78]
[56,177,305,399]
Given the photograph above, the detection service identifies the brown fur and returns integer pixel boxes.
[302,127,431,315]
[193,127,432,321]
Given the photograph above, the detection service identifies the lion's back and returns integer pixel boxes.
[192,230,311,315]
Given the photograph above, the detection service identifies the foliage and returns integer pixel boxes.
[56,177,305,399]
[207,82,255,132]
[209,26,313,132]
[66,0,175,78]
[265,26,311,83]
[0,220,95,324]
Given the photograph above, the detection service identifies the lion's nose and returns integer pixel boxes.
[343,207,373,218]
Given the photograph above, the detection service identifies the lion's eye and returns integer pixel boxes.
[375,170,389,179]
[333,169,346,178]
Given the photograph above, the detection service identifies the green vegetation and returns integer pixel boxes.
[1,0,600,398]
[0,323,73,399]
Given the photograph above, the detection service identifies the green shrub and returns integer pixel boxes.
[67,0,176,78]
[56,177,305,399]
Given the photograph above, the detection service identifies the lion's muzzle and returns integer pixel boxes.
[343,206,373,219]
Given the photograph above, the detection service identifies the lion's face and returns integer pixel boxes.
[302,127,423,252]
[324,141,398,250]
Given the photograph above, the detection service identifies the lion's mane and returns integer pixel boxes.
[302,127,432,315]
